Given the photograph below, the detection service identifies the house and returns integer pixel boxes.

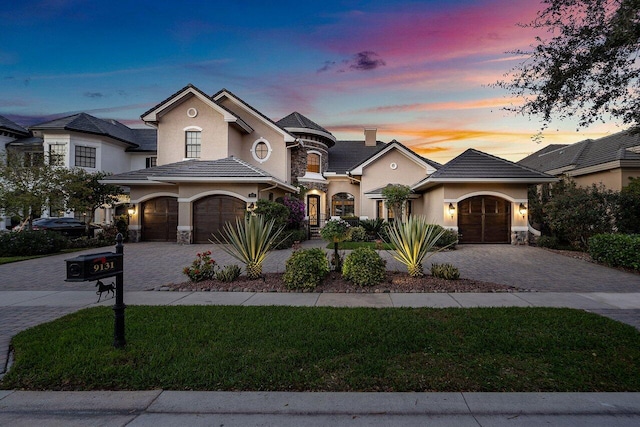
[518,130,640,191]
[99,84,555,245]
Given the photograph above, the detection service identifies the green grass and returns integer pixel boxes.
[0,248,91,265]
[2,306,640,392]
[327,241,394,250]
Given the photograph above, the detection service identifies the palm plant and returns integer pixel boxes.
[211,214,285,279]
[385,216,450,277]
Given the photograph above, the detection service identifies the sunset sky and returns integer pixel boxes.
[0,0,626,163]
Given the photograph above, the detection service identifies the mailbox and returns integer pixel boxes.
[65,252,123,282]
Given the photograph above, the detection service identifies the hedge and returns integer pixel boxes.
[588,234,640,271]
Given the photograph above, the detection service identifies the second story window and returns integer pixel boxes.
[307,153,320,173]
[185,131,201,158]
[75,146,96,168]
[146,156,157,168]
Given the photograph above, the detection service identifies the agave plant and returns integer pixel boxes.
[211,214,286,279]
[385,216,450,277]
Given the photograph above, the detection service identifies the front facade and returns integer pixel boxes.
[3,84,555,243]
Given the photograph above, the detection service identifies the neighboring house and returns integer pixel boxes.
[100,84,555,244]
[518,130,640,191]
[1,113,157,226]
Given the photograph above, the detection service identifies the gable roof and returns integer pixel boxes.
[276,112,336,146]
[212,88,296,143]
[346,139,441,176]
[413,149,556,191]
[30,113,148,147]
[0,115,29,136]
[141,84,252,133]
[101,156,297,191]
[518,130,640,176]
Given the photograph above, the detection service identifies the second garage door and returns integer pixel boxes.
[193,195,246,243]
[458,195,510,244]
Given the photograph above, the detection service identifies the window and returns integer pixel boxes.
[185,131,201,158]
[251,138,272,163]
[145,156,157,168]
[307,153,320,173]
[332,192,355,217]
[75,146,96,168]
[49,144,66,166]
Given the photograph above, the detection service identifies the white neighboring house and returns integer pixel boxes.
[1,113,156,229]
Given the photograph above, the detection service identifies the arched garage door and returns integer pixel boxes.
[142,197,178,242]
[458,195,510,244]
[193,195,246,243]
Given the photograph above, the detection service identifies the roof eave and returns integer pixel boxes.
[284,127,337,144]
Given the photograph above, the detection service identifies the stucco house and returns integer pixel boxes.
[98,84,555,245]
[518,130,640,191]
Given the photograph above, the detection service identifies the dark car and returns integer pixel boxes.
[31,217,100,237]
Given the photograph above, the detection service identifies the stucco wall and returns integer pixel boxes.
[360,150,428,194]
[156,94,229,165]
[571,168,640,191]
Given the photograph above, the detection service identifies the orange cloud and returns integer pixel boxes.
[355,97,524,114]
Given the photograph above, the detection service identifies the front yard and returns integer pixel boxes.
[2,305,639,392]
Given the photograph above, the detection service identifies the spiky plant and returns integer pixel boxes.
[211,214,286,279]
[385,216,450,277]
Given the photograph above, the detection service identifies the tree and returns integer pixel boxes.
[495,0,640,134]
[0,151,63,228]
[61,169,121,236]
[616,176,640,233]
[381,184,412,222]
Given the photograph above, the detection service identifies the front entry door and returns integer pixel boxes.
[307,195,320,227]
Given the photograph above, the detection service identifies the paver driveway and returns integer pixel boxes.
[0,241,638,292]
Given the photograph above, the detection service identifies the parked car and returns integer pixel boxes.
[30,217,100,237]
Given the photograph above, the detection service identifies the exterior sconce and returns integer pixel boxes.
[448,203,456,218]
[127,205,136,216]
[247,202,256,211]
[519,203,527,218]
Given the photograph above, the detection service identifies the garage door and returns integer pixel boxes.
[193,195,246,243]
[458,196,510,243]
[142,197,178,242]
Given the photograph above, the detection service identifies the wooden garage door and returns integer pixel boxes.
[458,196,510,244]
[141,197,178,242]
[193,195,246,243]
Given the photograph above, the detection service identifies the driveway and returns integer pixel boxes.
[0,241,638,292]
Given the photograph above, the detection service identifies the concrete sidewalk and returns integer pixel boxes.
[1,390,639,426]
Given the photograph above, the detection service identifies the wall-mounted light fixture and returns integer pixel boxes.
[519,203,527,218]
[448,203,456,218]
[247,202,256,212]
[127,204,136,216]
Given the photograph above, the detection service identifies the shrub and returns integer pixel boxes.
[0,231,67,256]
[216,264,242,283]
[253,200,289,232]
[281,195,306,228]
[283,248,329,290]
[347,226,367,242]
[183,251,217,282]
[434,226,458,249]
[430,263,460,280]
[360,218,385,239]
[342,247,386,287]
[589,234,640,270]
[536,235,559,249]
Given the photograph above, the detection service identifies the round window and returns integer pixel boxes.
[251,138,272,163]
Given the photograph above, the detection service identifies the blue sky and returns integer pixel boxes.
[0,0,625,163]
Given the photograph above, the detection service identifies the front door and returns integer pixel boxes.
[307,195,320,227]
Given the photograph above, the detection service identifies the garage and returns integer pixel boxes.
[193,195,246,243]
[458,195,510,244]
[141,197,178,242]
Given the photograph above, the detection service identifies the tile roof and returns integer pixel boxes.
[0,115,29,136]
[30,113,156,149]
[277,112,333,136]
[5,136,44,147]
[327,140,388,173]
[428,149,555,181]
[127,129,158,152]
[518,130,640,173]
[102,157,277,182]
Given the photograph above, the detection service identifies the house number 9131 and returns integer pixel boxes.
[94,260,116,273]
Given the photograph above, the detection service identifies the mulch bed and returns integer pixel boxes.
[164,271,520,293]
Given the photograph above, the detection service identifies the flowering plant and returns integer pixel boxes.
[183,250,217,282]
[282,195,306,228]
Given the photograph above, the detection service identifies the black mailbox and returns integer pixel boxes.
[65,252,123,282]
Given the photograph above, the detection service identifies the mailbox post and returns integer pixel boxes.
[65,233,126,348]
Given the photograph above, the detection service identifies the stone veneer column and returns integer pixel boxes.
[510,230,529,245]
[128,225,141,243]
[177,226,192,244]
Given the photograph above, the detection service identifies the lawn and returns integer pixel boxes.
[3,306,639,392]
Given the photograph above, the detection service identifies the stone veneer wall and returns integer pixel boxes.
[511,230,529,245]
[290,137,329,192]
[177,230,191,245]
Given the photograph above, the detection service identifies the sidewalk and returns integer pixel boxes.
[1,390,640,426]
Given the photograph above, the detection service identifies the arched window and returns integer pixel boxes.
[307,152,320,173]
[332,192,355,217]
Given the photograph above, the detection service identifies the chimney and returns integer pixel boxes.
[365,128,377,147]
